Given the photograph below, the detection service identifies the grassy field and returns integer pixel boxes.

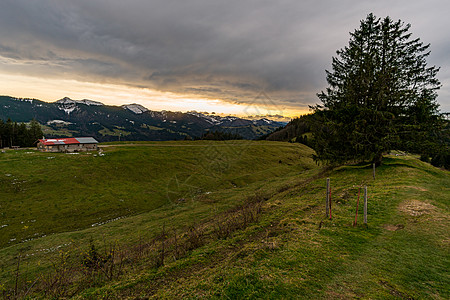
[0,141,315,248]
[0,141,316,292]
[0,141,448,298]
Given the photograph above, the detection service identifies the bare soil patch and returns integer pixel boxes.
[399,200,436,216]
[384,224,405,231]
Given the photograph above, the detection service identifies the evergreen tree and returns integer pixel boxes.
[0,118,43,148]
[29,119,44,145]
[16,123,28,147]
[198,130,243,141]
[5,119,13,148]
[0,119,4,148]
[311,14,442,164]
[265,114,314,143]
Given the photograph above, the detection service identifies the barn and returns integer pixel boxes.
[37,137,99,152]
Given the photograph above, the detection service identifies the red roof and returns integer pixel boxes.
[38,137,98,145]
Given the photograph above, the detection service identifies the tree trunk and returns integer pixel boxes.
[374,153,383,166]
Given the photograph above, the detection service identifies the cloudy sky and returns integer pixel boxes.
[0,0,449,117]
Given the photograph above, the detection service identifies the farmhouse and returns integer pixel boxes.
[37,137,99,152]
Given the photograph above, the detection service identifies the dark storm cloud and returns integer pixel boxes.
[0,0,449,111]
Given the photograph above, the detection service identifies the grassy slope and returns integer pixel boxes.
[0,141,316,287]
[0,141,314,248]
[0,142,448,298]
[80,155,449,299]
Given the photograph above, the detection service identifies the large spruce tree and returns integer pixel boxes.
[311,14,442,164]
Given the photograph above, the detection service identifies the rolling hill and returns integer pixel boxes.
[0,142,448,298]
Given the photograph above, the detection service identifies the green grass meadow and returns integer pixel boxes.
[0,141,448,298]
[0,141,315,248]
[96,155,448,299]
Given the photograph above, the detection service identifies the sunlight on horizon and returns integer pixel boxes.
[0,73,307,120]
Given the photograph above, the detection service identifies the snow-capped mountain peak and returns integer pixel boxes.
[187,111,222,125]
[122,103,149,114]
[55,97,104,106]
[252,118,274,125]
[187,111,279,127]
[79,99,104,106]
[56,97,76,105]
[55,97,78,114]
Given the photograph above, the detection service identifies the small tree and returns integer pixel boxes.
[311,14,442,165]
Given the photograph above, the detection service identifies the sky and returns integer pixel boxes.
[0,0,449,118]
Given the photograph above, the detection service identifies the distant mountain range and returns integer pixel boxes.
[0,96,286,141]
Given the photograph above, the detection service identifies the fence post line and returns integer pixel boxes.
[326,178,330,218]
[364,186,368,224]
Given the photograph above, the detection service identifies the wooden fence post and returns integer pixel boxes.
[329,184,332,220]
[326,178,330,218]
[373,163,376,180]
[354,187,360,226]
[364,186,368,224]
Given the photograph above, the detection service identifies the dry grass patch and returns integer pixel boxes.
[383,224,405,231]
[398,199,449,248]
[399,200,436,216]
[400,185,428,192]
